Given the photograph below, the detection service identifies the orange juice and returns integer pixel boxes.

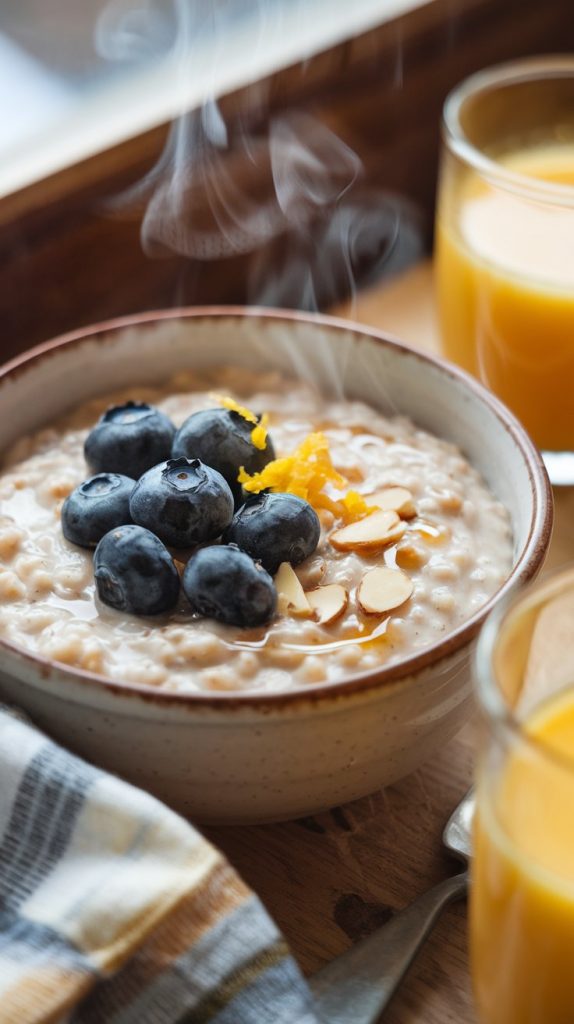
[471,686,574,1024]
[436,143,574,451]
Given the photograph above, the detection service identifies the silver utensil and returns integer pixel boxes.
[309,790,474,1024]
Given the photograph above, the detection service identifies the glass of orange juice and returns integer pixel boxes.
[472,565,574,1023]
[435,57,574,485]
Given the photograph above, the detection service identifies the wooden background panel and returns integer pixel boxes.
[2,0,574,360]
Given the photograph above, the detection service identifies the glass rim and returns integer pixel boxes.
[475,564,574,775]
[442,55,574,206]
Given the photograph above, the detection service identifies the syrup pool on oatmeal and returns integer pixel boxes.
[0,367,513,693]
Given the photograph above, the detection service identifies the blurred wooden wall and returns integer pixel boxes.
[1,0,573,360]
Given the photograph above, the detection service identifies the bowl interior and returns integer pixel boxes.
[0,309,552,693]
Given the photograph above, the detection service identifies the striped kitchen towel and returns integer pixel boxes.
[0,706,319,1024]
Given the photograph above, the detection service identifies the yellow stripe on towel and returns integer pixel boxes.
[0,967,93,1024]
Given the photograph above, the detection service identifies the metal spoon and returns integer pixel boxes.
[308,790,475,1024]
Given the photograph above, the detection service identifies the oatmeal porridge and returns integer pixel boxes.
[0,367,513,693]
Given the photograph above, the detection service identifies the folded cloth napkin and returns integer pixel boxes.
[0,706,319,1024]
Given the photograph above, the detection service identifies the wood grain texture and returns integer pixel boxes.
[208,728,477,1021]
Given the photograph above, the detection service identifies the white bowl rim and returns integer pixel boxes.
[0,306,553,710]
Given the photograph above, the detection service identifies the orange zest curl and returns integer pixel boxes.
[238,432,375,523]
[250,413,269,451]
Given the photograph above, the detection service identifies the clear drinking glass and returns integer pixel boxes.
[435,57,574,485]
[472,566,574,1024]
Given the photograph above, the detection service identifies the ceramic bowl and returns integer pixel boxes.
[0,309,552,823]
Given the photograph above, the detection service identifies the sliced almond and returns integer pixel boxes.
[357,566,414,615]
[330,509,406,551]
[306,583,348,625]
[275,561,312,616]
[367,486,416,519]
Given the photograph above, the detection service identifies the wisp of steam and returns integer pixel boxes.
[97,0,424,398]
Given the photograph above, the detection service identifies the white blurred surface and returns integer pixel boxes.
[0,0,431,199]
[0,34,74,151]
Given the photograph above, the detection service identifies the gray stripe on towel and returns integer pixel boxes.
[0,909,93,974]
[0,744,98,911]
[72,895,301,1024]
[206,956,318,1024]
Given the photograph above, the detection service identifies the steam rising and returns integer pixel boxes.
[110,103,362,263]
[98,0,423,313]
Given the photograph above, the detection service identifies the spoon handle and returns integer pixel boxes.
[308,870,468,1024]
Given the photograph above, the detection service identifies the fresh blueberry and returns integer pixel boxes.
[84,401,175,479]
[61,473,135,548]
[223,492,320,574]
[182,544,276,627]
[93,524,180,616]
[129,457,234,549]
[171,408,275,502]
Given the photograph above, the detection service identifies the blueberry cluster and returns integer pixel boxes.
[61,401,320,627]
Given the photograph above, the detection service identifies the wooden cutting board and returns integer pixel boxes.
[208,262,571,1023]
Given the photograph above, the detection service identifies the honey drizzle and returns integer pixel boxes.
[224,615,391,655]
[222,514,445,655]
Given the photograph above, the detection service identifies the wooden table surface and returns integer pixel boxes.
[208,263,573,1023]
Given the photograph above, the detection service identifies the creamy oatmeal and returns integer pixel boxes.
[0,367,513,693]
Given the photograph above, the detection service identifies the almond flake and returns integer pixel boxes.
[306,584,348,625]
[357,567,414,615]
[275,562,312,616]
[329,509,406,551]
[367,486,416,519]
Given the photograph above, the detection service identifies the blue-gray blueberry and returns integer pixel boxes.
[172,408,274,503]
[183,544,276,627]
[129,457,234,548]
[223,492,320,574]
[84,401,175,479]
[61,473,135,548]
[93,524,180,616]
